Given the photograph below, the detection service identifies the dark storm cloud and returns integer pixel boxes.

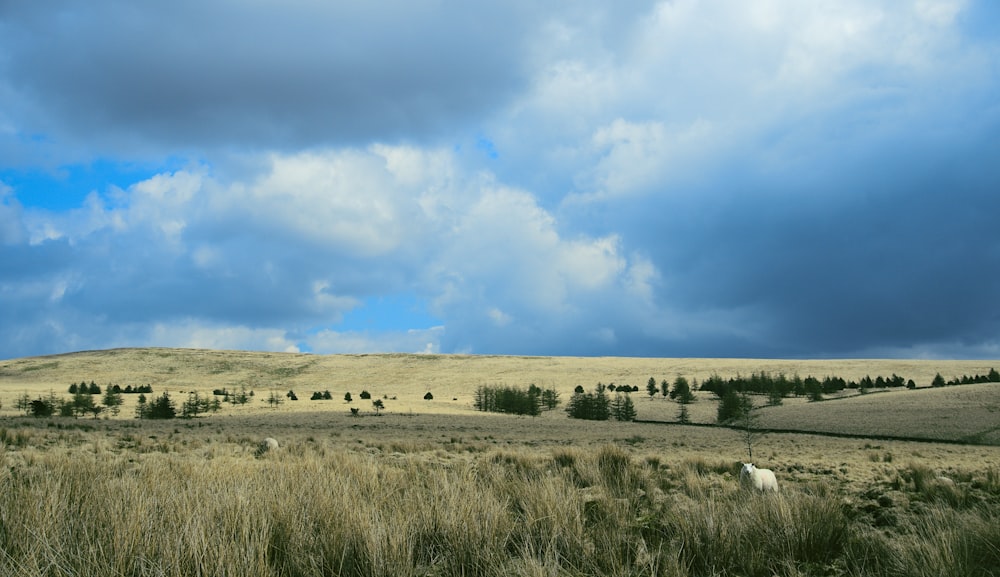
[2,1,999,360]
[613,121,1000,358]
[0,0,534,154]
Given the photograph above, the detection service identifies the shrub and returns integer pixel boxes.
[29,398,55,418]
[359,390,371,400]
[59,401,75,417]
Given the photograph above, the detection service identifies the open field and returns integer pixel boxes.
[2,348,999,442]
[2,349,1000,576]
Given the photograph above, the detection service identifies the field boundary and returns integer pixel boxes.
[634,419,989,446]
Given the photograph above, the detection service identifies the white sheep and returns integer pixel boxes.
[934,475,955,487]
[740,462,779,492]
[256,437,279,457]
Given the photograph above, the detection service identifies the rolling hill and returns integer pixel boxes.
[1,347,998,444]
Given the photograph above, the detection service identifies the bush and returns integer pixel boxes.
[359,390,371,400]
[29,398,55,418]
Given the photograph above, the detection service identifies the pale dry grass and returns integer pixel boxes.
[1,415,998,576]
[1,348,1000,575]
[754,384,1000,444]
[2,348,997,422]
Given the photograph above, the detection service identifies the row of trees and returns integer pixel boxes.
[565,384,637,422]
[932,369,1000,387]
[211,387,254,405]
[473,384,560,416]
[17,389,220,420]
[68,382,153,395]
[16,388,126,419]
[702,369,999,401]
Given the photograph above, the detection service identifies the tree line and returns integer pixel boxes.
[932,369,1000,387]
[68,382,153,395]
[565,383,637,422]
[473,384,560,416]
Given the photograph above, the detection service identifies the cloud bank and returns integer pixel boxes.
[1,0,998,359]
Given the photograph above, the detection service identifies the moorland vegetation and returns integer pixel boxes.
[1,349,999,576]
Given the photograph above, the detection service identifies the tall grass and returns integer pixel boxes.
[0,440,998,576]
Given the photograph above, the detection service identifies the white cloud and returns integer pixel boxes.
[432,186,639,317]
[3,0,997,359]
[147,321,302,353]
[487,307,513,327]
[915,0,964,27]
[4,142,670,356]
[573,117,717,200]
[0,185,27,244]
[306,326,443,355]
[237,150,404,256]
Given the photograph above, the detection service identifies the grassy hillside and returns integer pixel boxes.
[1,347,998,443]
[2,348,1000,576]
[755,384,1000,444]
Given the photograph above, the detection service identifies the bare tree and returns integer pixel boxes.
[739,392,759,461]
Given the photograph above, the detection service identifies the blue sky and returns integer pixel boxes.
[1,0,999,360]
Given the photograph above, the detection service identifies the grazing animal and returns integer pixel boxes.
[740,462,779,492]
[256,437,279,457]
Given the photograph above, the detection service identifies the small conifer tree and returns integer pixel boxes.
[677,403,690,424]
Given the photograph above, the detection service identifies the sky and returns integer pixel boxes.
[1,0,999,360]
